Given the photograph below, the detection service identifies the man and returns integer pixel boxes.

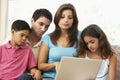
[26,9,52,62]
[18,9,52,80]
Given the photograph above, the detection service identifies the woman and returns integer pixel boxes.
[38,3,81,80]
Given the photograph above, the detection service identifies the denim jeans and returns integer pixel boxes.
[18,73,34,80]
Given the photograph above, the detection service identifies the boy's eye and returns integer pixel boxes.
[20,34,24,37]
[20,34,28,38]
[20,33,25,37]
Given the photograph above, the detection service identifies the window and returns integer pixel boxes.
[0,0,8,44]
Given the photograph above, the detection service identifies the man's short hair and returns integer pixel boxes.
[32,9,52,22]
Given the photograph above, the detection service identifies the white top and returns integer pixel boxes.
[25,39,41,62]
[85,53,109,80]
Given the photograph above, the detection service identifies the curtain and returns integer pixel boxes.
[0,0,8,44]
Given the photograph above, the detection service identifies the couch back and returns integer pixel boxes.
[112,45,120,80]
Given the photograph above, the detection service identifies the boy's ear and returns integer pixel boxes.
[11,29,15,34]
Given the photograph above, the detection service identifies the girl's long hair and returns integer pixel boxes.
[77,24,113,59]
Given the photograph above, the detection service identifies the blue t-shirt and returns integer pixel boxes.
[42,31,81,78]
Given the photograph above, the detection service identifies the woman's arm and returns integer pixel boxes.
[38,41,58,71]
[109,54,117,80]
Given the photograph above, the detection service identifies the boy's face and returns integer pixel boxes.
[31,16,51,37]
[11,29,30,46]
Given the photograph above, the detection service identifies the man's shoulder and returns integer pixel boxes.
[43,34,50,38]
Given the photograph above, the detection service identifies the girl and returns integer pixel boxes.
[77,24,117,80]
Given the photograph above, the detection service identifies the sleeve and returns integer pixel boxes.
[27,48,37,69]
[41,34,51,46]
[77,30,81,40]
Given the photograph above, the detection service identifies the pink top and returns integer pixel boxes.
[0,41,37,80]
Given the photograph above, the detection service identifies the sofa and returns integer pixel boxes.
[112,45,120,80]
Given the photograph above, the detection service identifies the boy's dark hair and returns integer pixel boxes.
[11,20,31,32]
[32,9,52,22]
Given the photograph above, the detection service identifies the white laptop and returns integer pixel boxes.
[55,57,102,80]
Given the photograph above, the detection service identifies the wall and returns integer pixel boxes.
[1,0,120,45]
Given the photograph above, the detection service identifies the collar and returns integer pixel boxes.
[25,39,41,48]
[5,41,27,49]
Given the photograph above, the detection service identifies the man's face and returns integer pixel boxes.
[31,16,51,37]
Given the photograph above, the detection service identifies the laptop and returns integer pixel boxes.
[55,57,102,80]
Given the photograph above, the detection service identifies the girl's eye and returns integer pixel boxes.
[85,42,88,45]
[90,40,95,44]
[61,15,64,18]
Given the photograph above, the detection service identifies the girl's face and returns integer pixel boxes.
[58,9,73,30]
[84,36,99,53]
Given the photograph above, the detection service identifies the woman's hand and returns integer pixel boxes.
[54,62,60,73]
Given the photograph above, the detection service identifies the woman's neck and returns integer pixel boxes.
[57,31,70,47]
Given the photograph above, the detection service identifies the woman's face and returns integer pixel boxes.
[84,36,99,53]
[58,9,73,30]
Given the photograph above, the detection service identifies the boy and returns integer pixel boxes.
[0,20,41,80]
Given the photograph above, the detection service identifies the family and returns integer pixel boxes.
[0,3,117,80]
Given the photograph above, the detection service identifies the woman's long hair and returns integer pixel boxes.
[50,3,78,47]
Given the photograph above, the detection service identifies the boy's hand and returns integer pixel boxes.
[33,69,42,80]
